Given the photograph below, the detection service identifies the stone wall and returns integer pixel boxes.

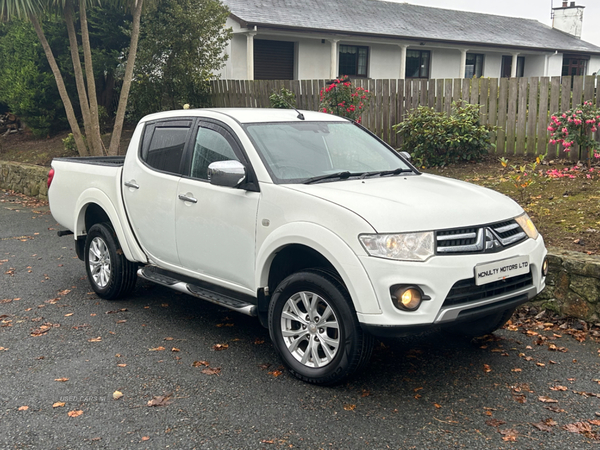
[534,247,600,322]
[0,160,49,199]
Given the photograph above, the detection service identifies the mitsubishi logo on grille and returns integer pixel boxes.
[485,228,503,251]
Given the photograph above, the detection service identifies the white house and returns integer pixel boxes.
[218,0,600,81]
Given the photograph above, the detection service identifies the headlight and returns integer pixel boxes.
[359,232,434,261]
[515,213,539,240]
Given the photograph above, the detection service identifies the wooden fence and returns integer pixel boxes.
[210,76,600,158]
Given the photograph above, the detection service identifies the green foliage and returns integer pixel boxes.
[500,154,545,204]
[319,76,371,123]
[62,133,79,153]
[548,101,600,167]
[0,20,67,136]
[269,88,296,109]
[393,102,495,167]
[128,0,232,121]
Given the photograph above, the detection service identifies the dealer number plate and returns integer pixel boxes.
[474,255,530,286]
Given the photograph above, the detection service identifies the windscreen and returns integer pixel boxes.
[244,122,412,183]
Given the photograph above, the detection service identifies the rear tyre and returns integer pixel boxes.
[84,222,137,300]
[268,270,373,385]
[441,307,516,338]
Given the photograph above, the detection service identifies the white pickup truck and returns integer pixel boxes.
[49,108,548,385]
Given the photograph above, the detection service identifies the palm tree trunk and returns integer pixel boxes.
[108,0,144,156]
[64,2,96,155]
[79,0,105,155]
[30,14,88,156]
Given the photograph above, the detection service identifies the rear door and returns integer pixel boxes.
[175,120,260,291]
[122,118,193,266]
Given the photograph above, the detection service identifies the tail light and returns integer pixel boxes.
[47,168,55,188]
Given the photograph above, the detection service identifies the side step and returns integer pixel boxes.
[138,266,257,317]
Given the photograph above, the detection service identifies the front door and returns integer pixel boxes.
[175,121,260,292]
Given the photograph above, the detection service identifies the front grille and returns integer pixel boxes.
[436,219,527,254]
[442,271,533,307]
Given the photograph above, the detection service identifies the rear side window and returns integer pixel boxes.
[140,120,192,174]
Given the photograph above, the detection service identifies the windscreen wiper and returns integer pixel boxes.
[304,171,363,184]
[359,168,413,179]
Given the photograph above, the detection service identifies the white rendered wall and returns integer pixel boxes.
[430,49,461,79]
[482,53,503,78]
[547,53,564,77]
[524,55,546,77]
[297,39,330,80]
[368,44,402,79]
[588,56,600,75]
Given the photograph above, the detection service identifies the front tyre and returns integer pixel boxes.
[84,223,137,300]
[268,270,373,385]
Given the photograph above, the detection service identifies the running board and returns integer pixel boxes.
[138,266,257,317]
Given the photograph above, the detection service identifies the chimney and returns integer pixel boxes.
[552,1,585,39]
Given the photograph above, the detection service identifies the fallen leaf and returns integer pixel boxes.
[88,337,101,342]
[52,402,65,408]
[545,405,565,413]
[201,367,221,375]
[343,404,356,411]
[54,377,69,382]
[268,369,283,377]
[116,320,126,324]
[550,385,568,391]
[147,394,172,407]
[483,364,492,373]
[486,419,506,427]
[499,428,518,441]
[164,337,174,341]
[67,410,83,418]
[258,363,271,370]
[141,437,150,442]
[171,348,180,352]
[531,419,556,432]
[192,361,209,367]
[149,346,165,351]
[212,343,229,351]
[18,406,28,411]
[64,313,74,317]
[434,403,441,409]
[117,363,127,367]
[538,396,558,403]
[254,338,264,344]
[563,422,592,434]
[511,368,522,372]
[113,391,123,400]
[589,420,600,426]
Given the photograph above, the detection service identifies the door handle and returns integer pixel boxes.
[178,194,198,204]
[124,181,139,189]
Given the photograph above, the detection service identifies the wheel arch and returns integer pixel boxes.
[256,222,381,315]
[74,188,145,263]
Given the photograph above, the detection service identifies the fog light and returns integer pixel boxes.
[542,258,549,277]
[391,285,425,311]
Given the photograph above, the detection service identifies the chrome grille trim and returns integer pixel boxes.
[435,219,527,254]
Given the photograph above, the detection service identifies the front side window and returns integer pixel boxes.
[140,121,191,174]
[244,121,412,184]
[189,126,239,180]
[465,53,484,78]
[406,50,430,78]
[339,45,368,77]
[562,54,588,76]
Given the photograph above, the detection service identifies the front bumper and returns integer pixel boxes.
[356,235,547,335]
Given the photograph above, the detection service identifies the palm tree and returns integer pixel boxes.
[1,0,146,156]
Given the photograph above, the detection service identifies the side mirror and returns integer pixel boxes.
[400,151,411,161]
[208,160,246,188]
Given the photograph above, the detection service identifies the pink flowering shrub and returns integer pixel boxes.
[319,75,372,123]
[548,101,600,166]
